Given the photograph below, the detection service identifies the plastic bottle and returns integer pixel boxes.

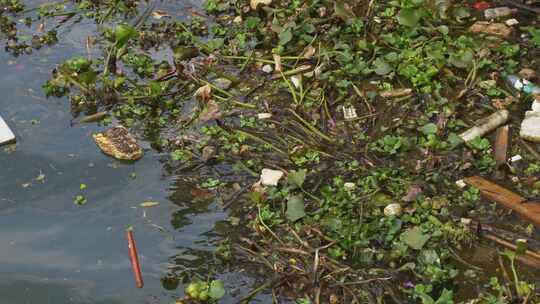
[484,7,516,19]
[506,75,540,95]
[522,79,540,95]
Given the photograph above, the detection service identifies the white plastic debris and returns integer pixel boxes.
[459,110,509,143]
[505,19,519,26]
[520,112,540,142]
[460,218,472,225]
[233,16,242,23]
[151,10,171,20]
[509,155,522,163]
[249,0,272,10]
[384,203,402,217]
[344,182,356,191]
[455,179,467,189]
[291,75,302,88]
[342,106,358,120]
[262,64,273,74]
[0,114,15,146]
[314,65,323,79]
[250,0,271,10]
[532,99,540,112]
[520,99,540,143]
[260,168,284,186]
[257,113,272,120]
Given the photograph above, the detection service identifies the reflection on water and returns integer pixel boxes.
[0,0,285,301]
[0,7,268,304]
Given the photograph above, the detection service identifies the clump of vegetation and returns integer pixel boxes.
[183,279,225,303]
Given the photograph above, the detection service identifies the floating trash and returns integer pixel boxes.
[0,114,15,146]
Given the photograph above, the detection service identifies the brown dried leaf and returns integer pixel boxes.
[469,22,512,38]
[194,84,212,101]
[198,100,221,122]
[190,187,214,200]
[302,46,316,59]
[402,185,423,202]
[202,145,216,162]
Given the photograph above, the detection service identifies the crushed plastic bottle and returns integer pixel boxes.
[506,75,540,95]
[484,7,516,19]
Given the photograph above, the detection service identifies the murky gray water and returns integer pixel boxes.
[0,2,264,303]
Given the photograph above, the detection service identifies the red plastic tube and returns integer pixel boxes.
[127,229,144,288]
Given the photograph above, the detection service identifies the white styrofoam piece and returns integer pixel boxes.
[0,115,15,145]
[505,19,519,26]
[532,100,540,112]
[520,111,540,143]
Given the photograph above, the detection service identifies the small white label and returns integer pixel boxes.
[343,106,358,120]
[257,113,272,120]
[509,155,522,162]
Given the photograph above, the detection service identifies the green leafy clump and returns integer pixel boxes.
[185,280,226,302]
[371,135,409,155]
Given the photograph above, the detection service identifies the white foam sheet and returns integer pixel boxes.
[0,115,15,145]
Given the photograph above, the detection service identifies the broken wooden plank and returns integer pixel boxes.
[0,114,15,146]
[464,176,540,227]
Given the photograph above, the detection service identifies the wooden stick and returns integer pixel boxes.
[494,125,509,167]
[483,233,540,261]
[488,233,540,270]
[471,220,540,250]
[519,139,540,162]
[464,176,540,227]
[127,228,144,288]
